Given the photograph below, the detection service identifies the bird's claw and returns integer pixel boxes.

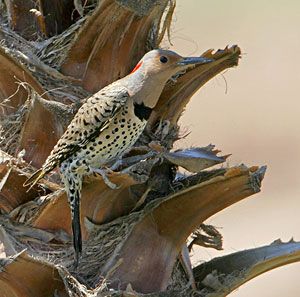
[103,176,119,189]
[109,158,123,171]
[91,168,120,189]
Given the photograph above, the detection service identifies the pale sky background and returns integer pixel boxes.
[170,0,300,296]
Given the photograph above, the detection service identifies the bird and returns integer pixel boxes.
[24,49,213,265]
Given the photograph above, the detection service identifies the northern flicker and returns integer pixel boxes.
[24,49,213,264]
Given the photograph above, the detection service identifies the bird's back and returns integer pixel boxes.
[41,83,130,174]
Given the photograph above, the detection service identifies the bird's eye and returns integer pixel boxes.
[160,56,168,63]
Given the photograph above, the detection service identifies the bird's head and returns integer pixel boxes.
[127,49,213,108]
[130,49,213,81]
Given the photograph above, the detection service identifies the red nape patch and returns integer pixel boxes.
[130,61,143,74]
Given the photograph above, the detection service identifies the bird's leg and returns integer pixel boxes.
[109,157,123,171]
[91,167,120,189]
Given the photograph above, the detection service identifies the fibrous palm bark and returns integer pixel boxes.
[0,1,299,296]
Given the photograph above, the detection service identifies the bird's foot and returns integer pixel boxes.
[92,168,120,189]
[109,158,123,171]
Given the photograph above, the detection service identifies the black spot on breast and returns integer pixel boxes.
[134,102,152,121]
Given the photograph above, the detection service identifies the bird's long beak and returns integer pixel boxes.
[177,56,213,66]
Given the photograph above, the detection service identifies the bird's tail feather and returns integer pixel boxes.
[23,168,46,191]
[71,189,82,266]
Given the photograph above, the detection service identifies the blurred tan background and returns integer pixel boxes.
[170,0,300,296]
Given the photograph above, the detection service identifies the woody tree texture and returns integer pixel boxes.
[0,1,299,297]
